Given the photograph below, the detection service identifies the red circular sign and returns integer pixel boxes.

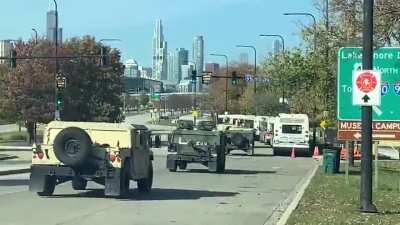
[356,72,377,93]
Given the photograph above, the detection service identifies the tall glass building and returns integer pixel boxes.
[46,9,62,44]
[152,20,168,81]
[192,36,204,91]
[173,48,189,83]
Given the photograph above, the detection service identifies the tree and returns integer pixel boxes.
[0,36,125,124]
[139,94,149,107]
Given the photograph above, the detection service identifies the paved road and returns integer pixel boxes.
[0,147,315,225]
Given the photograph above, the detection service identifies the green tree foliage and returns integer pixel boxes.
[139,94,150,107]
[0,36,124,124]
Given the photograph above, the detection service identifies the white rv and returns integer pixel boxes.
[272,114,310,155]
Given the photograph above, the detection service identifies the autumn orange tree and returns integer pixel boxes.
[0,36,124,125]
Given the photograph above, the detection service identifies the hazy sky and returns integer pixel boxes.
[1,0,319,67]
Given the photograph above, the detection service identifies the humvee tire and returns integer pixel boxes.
[168,160,177,172]
[178,162,187,170]
[53,127,92,167]
[36,176,56,197]
[119,161,131,197]
[216,151,226,173]
[137,161,153,193]
[72,177,87,190]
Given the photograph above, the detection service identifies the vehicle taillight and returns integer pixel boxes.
[109,154,116,162]
[37,152,44,160]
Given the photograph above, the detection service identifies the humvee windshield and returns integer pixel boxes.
[172,134,220,146]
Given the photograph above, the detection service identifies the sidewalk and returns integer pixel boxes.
[0,150,31,176]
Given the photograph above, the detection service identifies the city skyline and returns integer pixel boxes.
[0,0,316,67]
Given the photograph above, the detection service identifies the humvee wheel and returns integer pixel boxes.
[138,161,153,193]
[37,176,56,197]
[120,161,131,197]
[168,161,177,172]
[72,177,87,190]
[216,152,226,173]
[178,162,187,170]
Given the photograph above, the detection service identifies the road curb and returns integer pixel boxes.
[264,162,319,225]
[0,168,31,176]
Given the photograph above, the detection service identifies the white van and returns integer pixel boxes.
[272,114,310,155]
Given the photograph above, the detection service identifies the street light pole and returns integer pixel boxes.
[53,0,60,120]
[32,28,38,44]
[260,34,286,105]
[284,12,318,145]
[210,53,229,113]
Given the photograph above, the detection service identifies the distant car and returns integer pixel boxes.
[29,121,154,197]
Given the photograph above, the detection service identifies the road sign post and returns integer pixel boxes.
[360,0,377,213]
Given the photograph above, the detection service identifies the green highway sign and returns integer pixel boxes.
[337,47,400,121]
[151,93,160,101]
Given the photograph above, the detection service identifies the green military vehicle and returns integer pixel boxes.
[217,116,255,155]
[29,121,153,198]
[166,120,227,173]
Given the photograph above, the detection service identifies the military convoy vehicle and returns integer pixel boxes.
[29,121,153,198]
[166,120,227,173]
[217,115,255,155]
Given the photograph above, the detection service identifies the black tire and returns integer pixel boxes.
[37,176,56,197]
[119,161,131,197]
[231,133,245,147]
[53,127,92,167]
[72,177,87,190]
[216,151,226,173]
[138,161,153,193]
[155,135,161,148]
[169,161,177,172]
[178,162,187,170]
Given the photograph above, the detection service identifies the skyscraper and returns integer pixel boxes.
[0,40,11,64]
[239,53,249,64]
[273,39,282,55]
[173,48,189,83]
[152,20,168,81]
[167,52,174,82]
[46,8,62,44]
[192,36,204,92]
[205,63,220,75]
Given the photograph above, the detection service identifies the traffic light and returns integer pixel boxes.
[202,72,212,84]
[191,70,197,81]
[231,71,239,85]
[56,92,63,110]
[100,46,107,67]
[10,49,17,69]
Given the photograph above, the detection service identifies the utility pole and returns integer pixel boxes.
[53,0,60,121]
[360,0,377,213]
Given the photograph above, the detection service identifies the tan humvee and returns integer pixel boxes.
[29,121,153,197]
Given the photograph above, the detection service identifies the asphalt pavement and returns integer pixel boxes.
[0,146,315,225]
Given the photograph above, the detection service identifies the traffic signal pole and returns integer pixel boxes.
[360,0,377,213]
[53,0,60,121]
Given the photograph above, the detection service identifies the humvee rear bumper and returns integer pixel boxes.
[167,154,217,170]
[29,165,124,196]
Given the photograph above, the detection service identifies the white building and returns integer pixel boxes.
[0,40,11,64]
[124,59,140,78]
[178,80,193,93]
[152,20,168,81]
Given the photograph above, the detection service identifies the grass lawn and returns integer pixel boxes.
[0,131,28,142]
[287,163,400,225]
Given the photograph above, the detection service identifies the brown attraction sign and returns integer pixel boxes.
[338,121,400,140]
